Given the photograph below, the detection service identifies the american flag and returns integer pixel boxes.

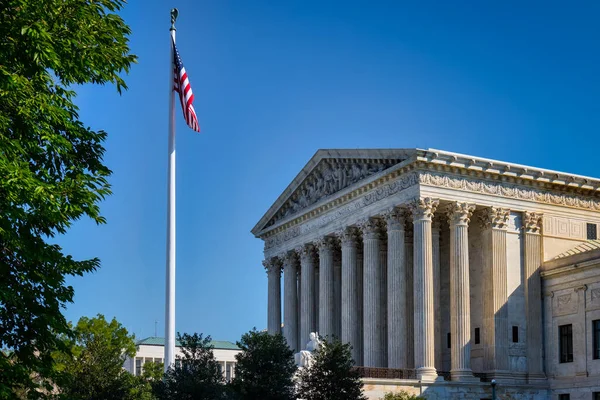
[172,39,200,132]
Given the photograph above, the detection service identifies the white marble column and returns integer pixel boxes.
[264,257,282,335]
[479,208,510,378]
[317,237,335,339]
[298,244,316,349]
[411,198,439,382]
[523,212,546,381]
[334,247,342,339]
[447,202,477,382]
[356,236,364,366]
[360,218,384,367]
[405,221,414,368]
[383,208,407,369]
[282,251,299,352]
[379,230,388,368]
[338,227,361,364]
[432,219,442,371]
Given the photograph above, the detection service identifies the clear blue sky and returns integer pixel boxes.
[61,0,600,342]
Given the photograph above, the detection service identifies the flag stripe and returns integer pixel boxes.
[172,39,200,133]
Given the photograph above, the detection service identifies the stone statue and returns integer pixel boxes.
[294,332,321,368]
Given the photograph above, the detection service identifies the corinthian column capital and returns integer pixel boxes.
[295,243,316,262]
[280,250,299,266]
[478,207,510,230]
[335,227,359,246]
[410,198,439,221]
[523,211,543,234]
[358,218,382,240]
[446,202,476,226]
[263,257,283,275]
[382,207,406,230]
[315,236,335,252]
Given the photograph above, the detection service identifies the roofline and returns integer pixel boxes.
[542,247,600,277]
[252,147,600,239]
[251,148,421,236]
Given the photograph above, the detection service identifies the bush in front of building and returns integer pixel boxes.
[381,391,424,400]
[229,329,296,400]
[154,332,226,400]
[296,338,366,400]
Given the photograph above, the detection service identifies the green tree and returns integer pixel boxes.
[52,315,139,400]
[0,0,135,396]
[230,329,296,400]
[155,333,226,400]
[296,338,366,400]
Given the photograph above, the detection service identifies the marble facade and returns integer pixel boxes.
[252,149,600,399]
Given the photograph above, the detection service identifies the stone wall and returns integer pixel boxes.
[361,379,549,400]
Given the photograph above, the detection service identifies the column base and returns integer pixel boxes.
[450,369,480,382]
[416,367,443,383]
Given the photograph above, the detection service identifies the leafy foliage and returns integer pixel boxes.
[155,333,226,400]
[381,391,424,400]
[296,338,366,400]
[0,0,135,396]
[52,315,139,400]
[230,329,296,400]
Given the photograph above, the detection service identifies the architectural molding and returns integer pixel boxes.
[409,197,439,221]
[478,207,510,230]
[523,212,543,234]
[419,171,600,213]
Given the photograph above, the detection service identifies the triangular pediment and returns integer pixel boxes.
[252,149,417,236]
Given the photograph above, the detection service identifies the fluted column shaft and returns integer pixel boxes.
[447,202,476,381]
[317,238,335,339]
[265,258,282,335]
[379,235,388,367]
[356,241,364,366]
[405,223,414,368]
[361,219,384,367]
[432,220,442,371]
[283,252,299,352]
[480,208,510,375]
[412,198,439,381]
[384,209,407,369]
[523,212,545,381]
[339,228,360,364]
[334,250,342,338]
[298,244,316,349]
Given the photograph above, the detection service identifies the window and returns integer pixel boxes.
[587,223,597,240]
[593,320,600,360]
[512,326,519,343]
[447,333,451,348]
[474,328,480,345]
[226,363,233,382]
[593,392,600,400]
[558,394,570,400]
[135,358,142,376]
[559,324,573,363]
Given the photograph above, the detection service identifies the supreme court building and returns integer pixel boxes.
[251,149,600,399]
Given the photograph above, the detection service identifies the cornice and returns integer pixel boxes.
[418,149,600,191]
[257,152,600,249]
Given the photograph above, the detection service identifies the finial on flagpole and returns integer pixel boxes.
[170,8,179,31]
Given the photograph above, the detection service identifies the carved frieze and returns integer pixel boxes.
[419,172,600,211]
[269,158,403,226]
[263,171,419,251]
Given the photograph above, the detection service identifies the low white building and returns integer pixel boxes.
[123,337,240,382]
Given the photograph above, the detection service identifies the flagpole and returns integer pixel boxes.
[164,7,178,373]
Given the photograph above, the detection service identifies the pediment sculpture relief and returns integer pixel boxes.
[268,159,401,226]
